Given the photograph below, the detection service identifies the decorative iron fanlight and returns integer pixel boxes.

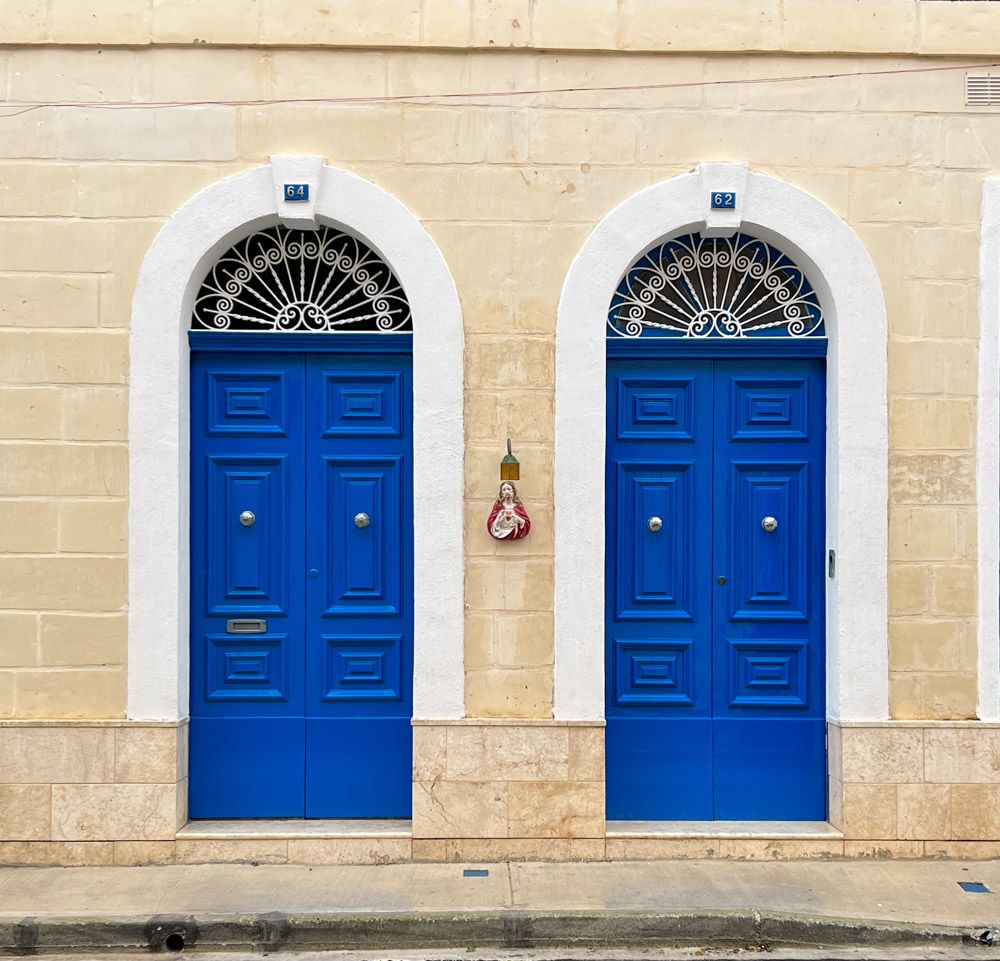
[192,225,412,333]
[608,232,824,339]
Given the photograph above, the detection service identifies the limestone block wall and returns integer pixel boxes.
[0,0,998,858]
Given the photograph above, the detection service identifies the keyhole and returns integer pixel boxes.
[717,576,727,586]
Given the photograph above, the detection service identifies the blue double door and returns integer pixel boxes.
[606,356,826,820]
[189,349,413,818]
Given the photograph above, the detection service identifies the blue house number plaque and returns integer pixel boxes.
[711,191,736,209]
[284,183,310,202]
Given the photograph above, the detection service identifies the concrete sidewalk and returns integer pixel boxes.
[1,859,999,953]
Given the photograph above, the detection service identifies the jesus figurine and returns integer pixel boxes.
[487,481,531,540]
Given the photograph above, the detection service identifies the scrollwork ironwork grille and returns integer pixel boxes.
[192,225,412,333]
[608,232,824,338]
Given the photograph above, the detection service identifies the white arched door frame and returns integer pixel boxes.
[128,157,465,722]
[554,163,889,723]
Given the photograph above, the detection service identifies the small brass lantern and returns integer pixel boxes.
[500,438,520,481]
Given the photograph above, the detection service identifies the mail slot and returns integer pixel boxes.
[226,619,267,634]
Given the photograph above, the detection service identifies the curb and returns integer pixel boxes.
[0,910,989,954]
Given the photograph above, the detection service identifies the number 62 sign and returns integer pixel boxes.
[711,191,736,209]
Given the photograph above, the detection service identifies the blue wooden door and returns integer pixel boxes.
[189,349,412,818]
[606,356,825,820]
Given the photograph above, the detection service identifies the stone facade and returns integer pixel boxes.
[1,0,1000,863]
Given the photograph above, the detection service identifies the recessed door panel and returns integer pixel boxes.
[207,369,289,436]
[322,372,403,437]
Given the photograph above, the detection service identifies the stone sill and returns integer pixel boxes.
[833,720,1000,729]
[412,718,605,727]
[177,819,411,840]
[0,718,185,728]
[607,820,843,840]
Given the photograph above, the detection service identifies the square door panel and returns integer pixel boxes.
[207,370,287,436]
[323,456,402,615]
[728,639,808,707]
[615,462,694,620]
[205,455,288,615]
[730,377,809,440]
[322,372,402,437]
[616,377,696,441]
[323,635,402,701]
[729,462,808,621]
[206,634,288,701]
[613,638,694,706]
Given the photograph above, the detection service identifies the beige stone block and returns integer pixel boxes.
[175,839,288,864]
[54,108,236,162]
[53,783,182,841]
[59,500,127,554]
[921,673,978,721]
[0,675,12,718]
[0,556,126,610]
[849,170,941,224]
[386,51,470,98]
[113,840,177,865]
[0,330,126,385]
[76,163,235,220]
[412,724,447,781]
[930,565,976,618]
[0,1,47,42]
[507,838,606,861]
[152,0,259,43]
[502,559,553,612]
[141,48,272,103]
[809,115,912,167]
[412,780,508,838]
[471,0,531,47]
[15,668,126,719]
[237,106,402,163]
[0,500,58,553]
[494,613,553,668]
[621,0,779,50]
[48,0,149,44]
[0,726,114,783]
[514,110,637,165]
[890,453,974,507]
[897,783,950,840]
[703,57,856,112]
[889,672,925,720]
[0,222,109,273]
[0,784,50,841]
[421,0,471,45]
[944,117,1000,169]
[0,612,38,668]
[841,727,923,783]
[888,565,929,617]
[842,783,897,839]
[39,613,125,668]
[889,619,975,674]
[466,559,506,610]
[261,0,420,44]
[890,398,974,451]
[115,727,182,784]
[272,50,385,100]
[466,444,552,501]
[466,391,554,444]
[466,337,553,392]
[909,281,978,339]
[859,63,965,113]
[433,838,510,861]
[507,780,603,838]
[783,0,915,53]
[907,227,979,282]
[464,613,494,670]
[531,0,615,48]
[942,173,988,227]
[99,219,164,328]
[410,839,448,861]
[0,388,61,440]
[466,668,552,718]
[539,54,702,110]
[0,163,77,217]
[829,776,843,831]
[911,116,943,169]
[0,111,59,161]
[925,728,1000,784]
[568,726,604,781]
[0,840,114,866]
[0,446,127,497]
[606,838,843,860]
[844,840,924,859]
[951,784,1000,839]
[889,508,962,562]
[403,107,515,165]
[919,2,1000,55]
[287,838,411,865]
[926,841,1000,859]
[0,275,99,329]
[10,49,137,102]
[446,725,569,781]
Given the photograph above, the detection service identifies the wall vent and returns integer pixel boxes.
[967,73,1000,107]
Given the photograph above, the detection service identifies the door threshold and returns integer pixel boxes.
[606,820,842,840]
[177,818,412,840]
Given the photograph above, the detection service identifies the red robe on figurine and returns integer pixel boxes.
[487,481,531,540]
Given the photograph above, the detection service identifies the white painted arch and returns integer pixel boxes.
[128,158,465,722]
[554,163,889,723]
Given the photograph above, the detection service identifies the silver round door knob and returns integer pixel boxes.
[647,516,663,533]
[761,516,778,533]
[354,512,371,529]
[239,510,256,528]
